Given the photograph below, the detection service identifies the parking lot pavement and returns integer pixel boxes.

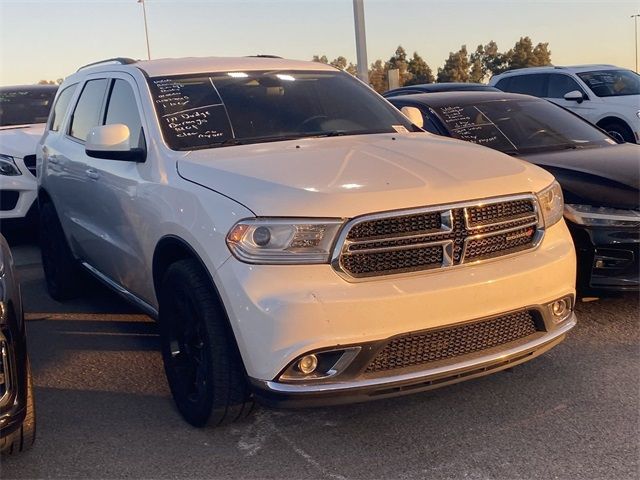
[1,237,638,480]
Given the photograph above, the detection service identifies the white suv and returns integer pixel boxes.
[490,65,640,144]
[0,85,57,227]
[38,56,577,427]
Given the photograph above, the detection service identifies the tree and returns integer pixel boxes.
[387,45,413,86]
[503,37,552,71]
[311,55,328,64]
[437,45,470,83]
[37,80,56,85]
[345,62,357,76]
[532,42,552,66]
[330,56,348,70]
[405,51,434,85]
[469,45,486,83]
[368,59,387,93]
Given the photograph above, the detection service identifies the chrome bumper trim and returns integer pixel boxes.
[256,314,576,395]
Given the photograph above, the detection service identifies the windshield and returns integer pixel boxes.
[148,70,413,150]
[432,99,614,154]
[577,70,640,97]
[0,87,57,127]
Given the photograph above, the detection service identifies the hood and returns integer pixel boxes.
[177,133,554,217]
[0,123,46,159]
[521,143,640,209]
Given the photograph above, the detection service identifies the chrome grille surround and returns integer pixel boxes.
[332,194,543,281]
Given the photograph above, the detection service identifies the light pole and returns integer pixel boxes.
[352,0,369,83]
[138,0,151,60]
[633,14,639,73]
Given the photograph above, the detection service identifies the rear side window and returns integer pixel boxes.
[503,74,547,97]
[104,79,143,148]
[494,78,510,91]
[547,74,585,98]
[69,79,109,141]
[49,84,77,132]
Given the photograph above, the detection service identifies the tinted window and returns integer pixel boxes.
[0,87,57,127]
[147,70,413,150]
[577,70,640,97]
[69,79,108,141]
[547,74,584,98]
[494,78,511,91]
[504,74,547,97]
[104,80,143,148]
[432,99,613,153]
[49,84,77,132]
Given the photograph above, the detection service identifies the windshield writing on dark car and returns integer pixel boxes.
[433,99,613,154]
[0,88,57,127]
[577,70,640,97]
[148,70,413,150]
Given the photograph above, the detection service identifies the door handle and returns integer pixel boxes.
[86,169,100,180]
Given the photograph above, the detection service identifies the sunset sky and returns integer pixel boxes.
[0,0,638,86]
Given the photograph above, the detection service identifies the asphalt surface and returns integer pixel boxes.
[1,233,639,480]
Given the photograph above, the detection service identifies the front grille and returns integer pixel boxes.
[466,199,535,228]
[365,310,539,373]
[336,196,540,279]
[23,154,36,177]
[342,245,443,277]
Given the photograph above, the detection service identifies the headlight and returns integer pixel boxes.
[0,154,21,176]
[564,204,640,227]
[226,218,344,264]
[536,181,564,227]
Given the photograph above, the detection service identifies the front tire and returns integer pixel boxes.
[158,259,253,427]
[1,362,36,455]
[599,120,636,144]
[39,202,82,301]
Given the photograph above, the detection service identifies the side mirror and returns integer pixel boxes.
[400,106,424,129]
[85,124,145,162]
[563,90,584,104]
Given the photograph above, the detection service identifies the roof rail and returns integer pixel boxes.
[246,55,283,59]
[77,57,137,72]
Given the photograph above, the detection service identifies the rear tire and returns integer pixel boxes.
[40,202,82,301]
[158,259,253,427]
[1,362,36,455]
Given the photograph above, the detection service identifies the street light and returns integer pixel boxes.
[632,14,639,73]
[138,0,151,60]
[352,0,369,83]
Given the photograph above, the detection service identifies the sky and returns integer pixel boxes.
[0,0,638,86]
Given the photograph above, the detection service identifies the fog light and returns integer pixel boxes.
[551,299,569,317]
[297,354,318,374]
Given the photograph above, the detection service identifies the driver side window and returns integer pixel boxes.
[547,74,585,99]
[103,79,144,148]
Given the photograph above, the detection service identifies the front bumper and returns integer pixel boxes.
[568,221,639,292]
[252,314,576,408]
[215,221,576,388]
[0,165,37,223]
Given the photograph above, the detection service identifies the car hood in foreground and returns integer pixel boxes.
[0,124,46,158]
[177,133,553,217]
[520,143,640,209]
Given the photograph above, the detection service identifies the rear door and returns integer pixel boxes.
[51,77,110,258]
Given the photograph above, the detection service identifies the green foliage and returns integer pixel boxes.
[437,45,470,83]
[387,45,413,86]
[311,36,552,90]
[406,51,434,85]
[368,59,387,93]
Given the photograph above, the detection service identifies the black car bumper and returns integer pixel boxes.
[0,302,29,442]
[568,221,639,293]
